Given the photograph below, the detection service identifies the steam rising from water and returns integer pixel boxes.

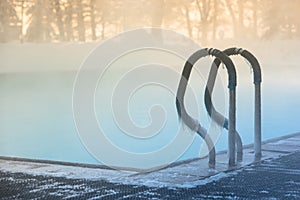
[0,40,299,166]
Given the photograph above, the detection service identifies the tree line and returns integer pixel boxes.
[0,0,299,43]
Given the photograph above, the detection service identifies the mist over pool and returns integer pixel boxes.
[0,41,299,169]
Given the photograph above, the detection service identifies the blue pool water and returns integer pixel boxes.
[0,46,299,169]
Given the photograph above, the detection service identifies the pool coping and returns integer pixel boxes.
[1,132,300,188]
[1,132,299,172]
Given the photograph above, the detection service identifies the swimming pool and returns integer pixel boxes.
[0,43,299,169]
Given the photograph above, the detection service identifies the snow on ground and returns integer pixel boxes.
[1,151,300,199]
[0,158,230,188]
[0,158,134,182]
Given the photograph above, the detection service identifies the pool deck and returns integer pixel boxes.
[0,132,300,199]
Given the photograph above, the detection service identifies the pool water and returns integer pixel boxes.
[0,44,299,169]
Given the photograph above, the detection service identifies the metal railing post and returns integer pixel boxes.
[205,59,243,162]
[228,89,236,167]
[254,83,262,160]
[205,47,262,163]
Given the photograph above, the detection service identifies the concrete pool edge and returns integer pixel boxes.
[0,132,300,188]
[1,132,299,172]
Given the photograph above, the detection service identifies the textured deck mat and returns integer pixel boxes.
[1,151,299,199]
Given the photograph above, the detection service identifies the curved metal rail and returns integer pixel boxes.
[205,47,262,161]
[176,48,237,168]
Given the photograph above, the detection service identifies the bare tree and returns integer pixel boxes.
[89,0,97,40]
[260,0,300,39]
[76,0,86,41]
[63,0,74,41]
[54,0,65,41]
[195,0,213,43]
[179,0,193,38]
[26,0,55,42]
[0,0,20,42]
[224,0,238,38]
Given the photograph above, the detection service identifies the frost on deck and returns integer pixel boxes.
[0,132,299,188]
